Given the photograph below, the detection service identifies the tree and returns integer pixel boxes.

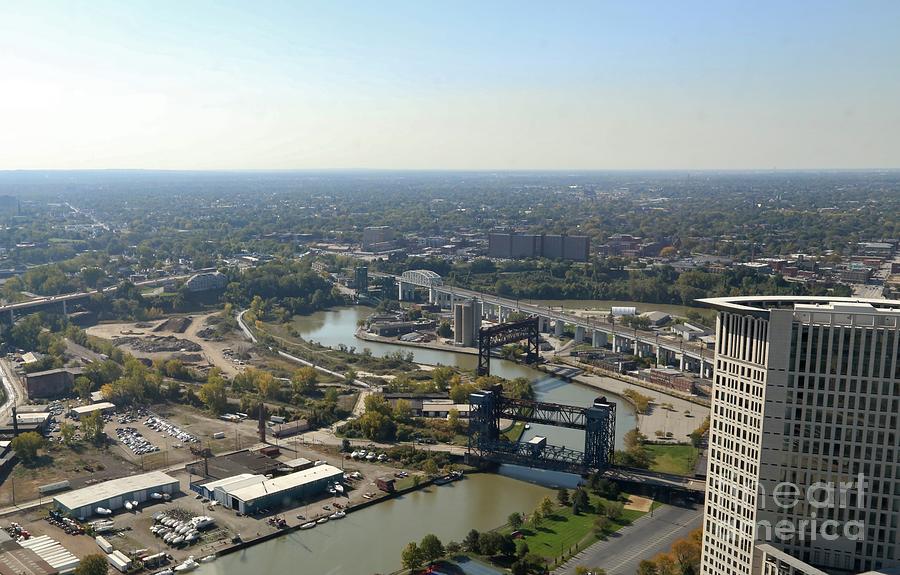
[593,515,610,537]
[341,438,351,452]
[74,376,93,400]
[344,369,357,386]
[557,488,570,506]
[637,561,659,575]
[445,540,461,555]
[401,542,423,571]
[199,373,228,415]
[478,531,504,556]
[447,408,462,433]
[291,366,318,396]
[80,410,105,444]
[431,366,454,390]
[572,487,589,514]
[60,422,76,446]
[497,534,516,558]
[419,534,444,564]
[508,511,523,530]
[437,320,452,338]
[576,568,607,575]
[75,554,109,575]
[529,508,543,528]
[463,529,481,552]
[11,432,43,462]
[393,399,413,423]
[540,495,554,517]
[422,458,438,477]
[604,501,624,521]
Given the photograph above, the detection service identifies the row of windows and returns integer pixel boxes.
[790,323,900,380]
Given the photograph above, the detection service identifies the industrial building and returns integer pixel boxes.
[15,535,79,574]
[487,232,590,262]
[453,300,482,347]
[53,471,179,519]
[24,369,81,399]
[69,402,116,420]
[225,464,343,514]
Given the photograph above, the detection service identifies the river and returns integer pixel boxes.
[200,474,550,575]
[289,305,637,450]
[202,305,637,575]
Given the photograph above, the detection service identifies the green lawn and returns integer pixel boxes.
[503,494,645,561]
[502,421,526,442]
[646,443,699,476]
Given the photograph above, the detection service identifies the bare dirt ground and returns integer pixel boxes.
[87,313,251,377]
[624,494,654,512]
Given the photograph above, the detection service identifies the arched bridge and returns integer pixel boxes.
[397,269,443,300]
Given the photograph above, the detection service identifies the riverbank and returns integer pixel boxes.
[356,328,480,357]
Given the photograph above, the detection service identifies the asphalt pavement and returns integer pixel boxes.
[554,503,702,575]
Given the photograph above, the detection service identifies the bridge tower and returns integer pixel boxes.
[583,398,616,469]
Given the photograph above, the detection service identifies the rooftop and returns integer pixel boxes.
[53,471,177,510]
[229,464,342,502]
[697,296,900,318]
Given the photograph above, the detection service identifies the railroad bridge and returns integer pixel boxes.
[467,386,616,474]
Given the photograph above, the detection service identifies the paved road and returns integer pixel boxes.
[0,358,26,425]
[554,503,702,575]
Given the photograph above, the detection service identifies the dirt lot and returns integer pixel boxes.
[87,313,252,377]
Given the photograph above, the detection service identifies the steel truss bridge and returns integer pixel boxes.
[477,316,540,376]
[468,386,616,474]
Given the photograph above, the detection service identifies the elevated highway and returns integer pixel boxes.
[386,270,715,377]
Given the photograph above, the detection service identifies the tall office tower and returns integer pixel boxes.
[698,297,899,575]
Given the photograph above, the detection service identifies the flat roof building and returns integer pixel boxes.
[227,465,343,514]
[69,402,116,420]
[53,471,179,520]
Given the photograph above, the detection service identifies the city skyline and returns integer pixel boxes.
[2,1,900,171]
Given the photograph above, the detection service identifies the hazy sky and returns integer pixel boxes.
[2,1,899,170]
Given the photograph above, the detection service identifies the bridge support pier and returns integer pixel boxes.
[554,320,564,337]
[592,330,607,348]
[574,326,585,343]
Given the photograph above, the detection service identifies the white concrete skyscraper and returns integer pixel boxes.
[698,297,899,575]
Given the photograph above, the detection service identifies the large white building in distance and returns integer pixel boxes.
[697,297,899,575]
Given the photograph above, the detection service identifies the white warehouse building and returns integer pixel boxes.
[53,471,179,519]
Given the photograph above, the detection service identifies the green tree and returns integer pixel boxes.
[437,320,452,338]
[74,376,93,400]
[593,515,611,537]
[74,554,109,575]
[80,410,105,443]
[291,366,318,396]
[572,487,589,514]
[60,422,76,446]
[401,542,423,571]
[540,495,555,517]
[529,508,543,528]
[463,529,480,552]
[422,458,439,476]
[199,374,229,415]
[419,533,444,564]
[11,432,43,462]
[557,488,570,506]
[508,511,523,530]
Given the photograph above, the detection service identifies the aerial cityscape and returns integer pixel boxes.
[0,3,898,575]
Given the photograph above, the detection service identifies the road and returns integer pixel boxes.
[0,358,26,425]
[554,503,702,574]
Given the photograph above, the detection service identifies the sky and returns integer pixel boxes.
[1,1,899,170]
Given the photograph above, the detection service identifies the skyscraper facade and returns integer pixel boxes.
[698,297,899,575]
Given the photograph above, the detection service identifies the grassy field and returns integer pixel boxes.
[503,493,645,562]
[647,443,699,476]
